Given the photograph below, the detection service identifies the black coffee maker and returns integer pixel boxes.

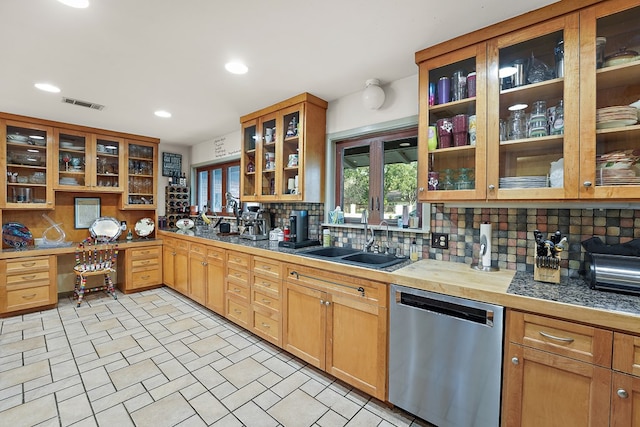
[279,209,319,248]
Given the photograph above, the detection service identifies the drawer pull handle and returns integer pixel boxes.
[262,282,271,287]
[22,262,36,267]
[261,322,270,328]
[262,265,271,270]
[261,299,271,304]
[141,275,150,280]
[234,309,242,314]
[234,288,241,293]
[234,273,241,278]
[140,260,150,265]
[617,389,629,399]
[141,251,149,255]
[22,293,37,300]
[22,275,37,280]
[539,331,574,343]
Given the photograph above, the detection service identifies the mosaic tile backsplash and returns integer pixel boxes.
[265,202,638,278]
[429,205,640,278]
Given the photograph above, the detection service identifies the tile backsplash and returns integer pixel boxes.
[429,205,640,278]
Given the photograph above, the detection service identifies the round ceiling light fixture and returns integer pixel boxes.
[362,79,385,110]
[34,83,61,93]
[154,110,172,118]
[57,0,90,8]
[225,61,248,75]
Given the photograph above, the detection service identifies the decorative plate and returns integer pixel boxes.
[89,217,122,241]
[596,119,638,129]
[176,229,195,236]
[176,218,194,230]
[135,217,155,237]
[2,222,33,248]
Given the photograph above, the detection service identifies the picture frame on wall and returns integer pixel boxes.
[74,197,101,229]
[162,152,182,177]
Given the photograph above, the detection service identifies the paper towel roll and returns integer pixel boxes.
[480,222,492,267]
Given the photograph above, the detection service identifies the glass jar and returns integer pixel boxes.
[551,100,564,135]
[508,109,527,140]
[528,100,548,138]
[442,168,456,190]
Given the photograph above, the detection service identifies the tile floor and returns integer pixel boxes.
[0,287,432,427]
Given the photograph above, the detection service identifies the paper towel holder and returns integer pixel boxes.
[471,233,500,271]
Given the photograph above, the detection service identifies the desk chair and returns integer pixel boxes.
[73,237,118,307]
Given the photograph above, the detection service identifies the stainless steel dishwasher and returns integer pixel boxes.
[388,284,504,427]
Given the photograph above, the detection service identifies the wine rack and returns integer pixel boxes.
[165,185,190,228]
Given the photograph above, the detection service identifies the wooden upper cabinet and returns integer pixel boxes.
[487,13,581,201]
[1,119,54,209]
[417,42,488,202]
[240,93,327,203]
[122,139,157,209]
[579,0,640,200]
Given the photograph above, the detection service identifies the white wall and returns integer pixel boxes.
[190,130,242,167]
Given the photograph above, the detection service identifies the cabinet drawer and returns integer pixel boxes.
[613,332,640,376]
[227,251,250,269]
[227,267,249,286]
[130,247,161,259]
[226,281,250,301]
[253,309,280,342]
[253,256,281,280]
[252,288,280,313]
[508,310,613,367]
[6,257,50,274]
[189,243,207,256]
[226,297,249,327]
[253,276,280,296]
[6,285,52,311]
[131,269,161,288]
[207,247,225,263]
[131,257,159,270]
[6,271,51,287]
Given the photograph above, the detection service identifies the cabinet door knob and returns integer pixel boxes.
[488,184,495,190]
[320,299,325,304]
[419,187,424,192]
[324,300,330,306]
[511,357,519,365]
[583,181,592,187]
[617,389,629,399]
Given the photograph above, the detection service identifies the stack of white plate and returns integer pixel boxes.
[59,177,78,185]
[596,106,638,129]
[499,176,549,188]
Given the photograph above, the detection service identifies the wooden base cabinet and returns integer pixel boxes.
[162,237,188,295]
[121,245,162,293]
[188,243,208,305]
[283,264,387,400]
[0,256,57,315]
[225,251,251,328]
[251,256,282,346]
[204,246,225,315]
[503,310,640,426]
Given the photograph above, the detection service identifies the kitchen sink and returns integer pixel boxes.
[299,247,407,269]
[302,247,361,257]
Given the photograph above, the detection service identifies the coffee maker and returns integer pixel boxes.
[279,209,320,248]
[239,206,269,240]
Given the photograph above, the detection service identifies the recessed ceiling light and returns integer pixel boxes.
[34,83,61,93]
[57,0,89,8]
[154,110,172,118]
[225,61,248,75]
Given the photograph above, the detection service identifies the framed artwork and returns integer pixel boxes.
[162,152,182,177]
[74,197,101,229]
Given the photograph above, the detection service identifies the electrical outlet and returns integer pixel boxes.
[431,233,449,249]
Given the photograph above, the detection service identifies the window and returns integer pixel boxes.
[336,127,420,225]
[195,160,240,215]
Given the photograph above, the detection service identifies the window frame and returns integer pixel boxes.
[335,126,419,225]
[195,160,240,215]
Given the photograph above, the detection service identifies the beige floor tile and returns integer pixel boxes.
[234,401,279,427]
[91,383,146,414]
[55,383,87,402]
[189,391,230,425]
[123,391,154,413]
[262,356,297,378]
[58,392,92,426]
[131,392,195,427]
[165,318,200,334]
[191,365,225,390]
[145,305,179,317]
[84,318,122,335]
[180,382,207,400]
[220,357,269,389]
[25,375,82,402]
[148,374,197,401]
[95,403,134,427]
[52,360,79,382]
[345,408,382,427]
[2,336,46,356]
[187,335,229,357]
[316,388,361,420]
[270,370,310,398]
[210,413,244,427]
[0,359,50,389]
[0,394,58,427]
[1,319,42,333]
[109,359,161,390]
[221,381,267,412]
[175,414,207,427]
[158,358,189,380]
[0,393,22,412]
[317,409,349,427]
[253,389,282,411]
[268,389,328,427]
[81,367,112,391]
[300,378,327,397]
[94,335,138,358]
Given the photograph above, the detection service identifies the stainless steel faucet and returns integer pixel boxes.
[379,220,390,254]
[361,209,375,252]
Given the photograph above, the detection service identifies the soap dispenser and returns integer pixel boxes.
[410,239,418,261]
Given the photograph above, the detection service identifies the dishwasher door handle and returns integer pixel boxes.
[395,290,496,327]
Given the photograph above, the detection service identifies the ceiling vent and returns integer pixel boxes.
[62,97,105,111]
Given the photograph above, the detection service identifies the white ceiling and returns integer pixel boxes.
[0,0,558,147]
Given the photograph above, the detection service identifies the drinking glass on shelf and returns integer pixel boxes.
[62,153,71,171]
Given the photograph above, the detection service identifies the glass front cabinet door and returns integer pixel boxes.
[418,43,487,201]
[486,13,580,200]
[240,119,259,201]
[2,120,54,208]
[55,128,89,190]
[123,140,156,208]
[579,1,640,199]
[93,135,124,192]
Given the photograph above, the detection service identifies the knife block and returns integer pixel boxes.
[534,256,561,284]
